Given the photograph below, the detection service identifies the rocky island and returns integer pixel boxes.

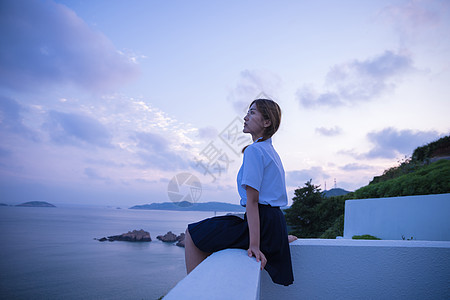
[16,201,56,207]
[96,229,151,242]
[157,231,185,247]
[96,230,185,247]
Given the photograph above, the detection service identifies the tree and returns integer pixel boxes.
[284,180,323,238]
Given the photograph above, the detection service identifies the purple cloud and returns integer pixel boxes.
[197,126,219,140]
[340,127,442,160]
[364,127,441,159]
[0,0,139,93]
[0,96,25,132]
[0,147,12,158]
[227,69,281,114]
[84,167,110,182]
[378,1,443,36]
[297,51,414,108]
[340,163,374,171]
[315,126,342,137]
[45,111,112,147]
[134,132,170,153]
[132,131,190,171]
[0,96,38,141]
[285,166,330,187]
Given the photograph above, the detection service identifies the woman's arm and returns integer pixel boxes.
[246,186,267,269]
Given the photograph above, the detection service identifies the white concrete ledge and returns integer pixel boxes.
[164,240,450,299]
[261,239,450,299]
[164,249,261,300]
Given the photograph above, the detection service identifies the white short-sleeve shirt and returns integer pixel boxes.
[237,138,288,207]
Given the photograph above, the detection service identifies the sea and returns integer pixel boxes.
[0,205,219,300]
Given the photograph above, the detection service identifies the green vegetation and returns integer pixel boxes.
[284,180,323,238]
[284,180,347,238]
[320,214,344,239]
[370,135,450,185]
[285,135,450,239]
[412,135,450,162]
[352,234,381,240]
[351,159,450,199]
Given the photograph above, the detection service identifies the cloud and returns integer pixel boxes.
[84,158,125,168]
[84,167,110,182]
[378,1,446,38]
[364,127,441,159]
[0,147,12,158]
[339,163,374,171]
[45,111,112,147]
[227,69,282,113]
[297,51,414,108]
[134,131,169,153]
[0,0,139,93]
[197,126,219,140]
[132,131,190,171]
[315,126,342,137]
[0,96,25,132]
[286,166,330,187]
[0,96,38,141]
[341,127,442,159]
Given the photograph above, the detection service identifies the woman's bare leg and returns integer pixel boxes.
[184,228,210,274]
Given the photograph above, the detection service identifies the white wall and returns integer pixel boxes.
[261,239,450,300]
[344,193,450,241]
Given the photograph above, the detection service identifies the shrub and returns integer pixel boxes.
[320,214,344,239]
[352,234,381,240]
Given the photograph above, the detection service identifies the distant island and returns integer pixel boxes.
[322,188,350,198]
[16,201,56,207]
[130,201,245,212]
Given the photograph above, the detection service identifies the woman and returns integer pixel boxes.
[185,98,294,286]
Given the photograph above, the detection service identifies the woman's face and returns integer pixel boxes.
[243,103,269,141]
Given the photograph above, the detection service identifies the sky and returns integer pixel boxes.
[0,0,449,207]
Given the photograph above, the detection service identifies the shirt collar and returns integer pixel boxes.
[254,137,272,144]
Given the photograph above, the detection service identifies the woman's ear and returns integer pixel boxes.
[263,119,271,128]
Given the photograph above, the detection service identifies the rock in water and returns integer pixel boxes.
[176,233,185,247]
[97,229,151,242]
[157,231,178,242]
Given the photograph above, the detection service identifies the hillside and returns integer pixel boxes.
[371,135,450,185]
[319,135,450,239]
[351,159,450,199]
[322,188,350,198]
[412,135,450,161]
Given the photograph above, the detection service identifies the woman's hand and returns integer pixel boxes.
[288,235,298,243]
[247,245,267,269]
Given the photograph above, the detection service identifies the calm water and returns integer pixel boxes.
[0,206,216,300]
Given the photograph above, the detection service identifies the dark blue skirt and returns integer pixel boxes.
[187,204,294,286]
